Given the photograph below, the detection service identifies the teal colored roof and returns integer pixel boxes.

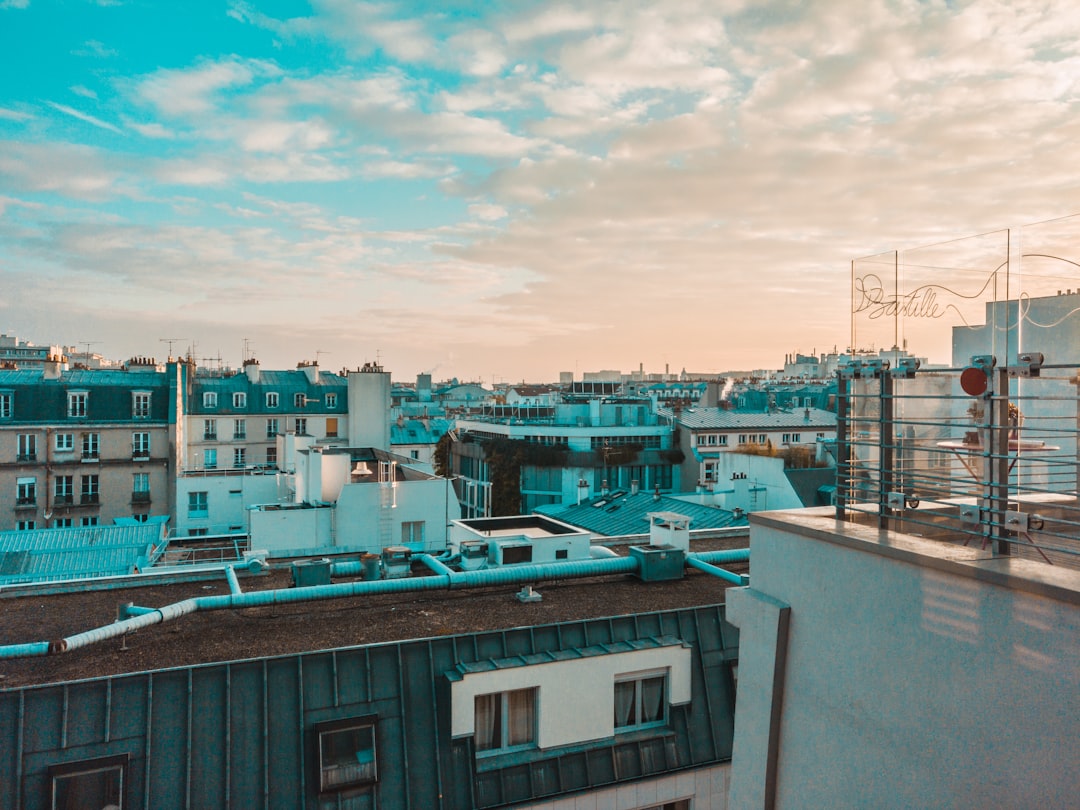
[0,523,166,585]
[390,417,452,445]
[189,369,347,415]
[668,406,837,431]
[535,491,747,537]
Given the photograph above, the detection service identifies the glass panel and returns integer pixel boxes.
[474,693,500,751]
[506,688,534,746]
[614,680,635,727]
[320,724,376,790]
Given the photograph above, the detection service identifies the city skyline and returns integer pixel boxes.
[2,1,1078,381]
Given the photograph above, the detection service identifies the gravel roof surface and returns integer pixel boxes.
[0,538,748,689]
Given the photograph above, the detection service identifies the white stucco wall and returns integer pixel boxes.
[450,645,691,750]
[728,508,1080,810]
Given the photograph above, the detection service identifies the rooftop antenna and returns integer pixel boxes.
[77,340,100,358]
[315,349,329,365]
[242,338,254,362]
[160,338,186,361]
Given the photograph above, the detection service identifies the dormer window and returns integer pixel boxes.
[266,392,279,408]
[203,391,218,408]
[233,392,247,409]
[68,391,88,418]
[132,391,151,419]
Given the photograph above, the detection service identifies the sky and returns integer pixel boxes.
[1,0,1079,383]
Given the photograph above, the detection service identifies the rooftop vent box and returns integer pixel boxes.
[630,544,685,582]
[291,557,332,588]
[459,540,489,571]
[381,546,412,579]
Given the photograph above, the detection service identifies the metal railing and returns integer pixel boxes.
[835,358,1080,567]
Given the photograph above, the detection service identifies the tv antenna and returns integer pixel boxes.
[77,340,100,358]
[160,338,186,360]
[315,349,329,365]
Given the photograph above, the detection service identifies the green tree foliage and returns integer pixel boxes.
[484,438,568,516]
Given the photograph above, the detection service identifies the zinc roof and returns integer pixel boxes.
[669,406,837,431]
[0,523,165,585]
[535,491,748,537]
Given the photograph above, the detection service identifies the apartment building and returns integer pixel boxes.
[0,358,183,532]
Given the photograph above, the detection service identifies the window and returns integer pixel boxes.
[81,474,99,504]
[203,391,217,408]
[233,392,247,409]
[82,432,100,460]
[325,417,338,438]
[132,473,150,503]
[614,671,667,731]
[16,477,36,506]
[294,392,306,408]
[203,449,217,470]
[81,515,99,526]
[132,513,149,523]
[266,446,277,466]
[474,688,536,753]
[233,419,246,440]
[718,434,728,446]
[54,475,74,504]
[68,391,87,418]
[0,391,11,418]
[295,417,307,435]
[401,521,425,545]
[132,432,150,458]
[737,434,747,444]
[326,393,338,409]
[17,520,35,531]
[17,433,36,462]
[132,391,151,419]
[188,491,208,518]
[55,433,74,452]
[50,753,127,810]
[316,718,377,792]
[203,419,217,440]
[266,391,279,408]
[266,418,279,439]
[233,447,246,468]
[53,518,73,528]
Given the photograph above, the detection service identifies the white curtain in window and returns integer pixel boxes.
[614,681,635,727]
[507,688,535,746]
[641,676,665,723]
[475,693,498,750]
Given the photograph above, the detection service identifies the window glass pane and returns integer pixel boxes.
[641,676,665,723]
[319,724,376,790]
[506,688,535,746]
[474,693,500,751]
[614,680,636,727]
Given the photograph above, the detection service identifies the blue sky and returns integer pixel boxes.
[2,0,1078,381]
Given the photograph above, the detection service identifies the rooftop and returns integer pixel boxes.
[0,535,747,689]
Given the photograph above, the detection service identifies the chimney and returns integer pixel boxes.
[630,479,639,496]
[298,360,319,385]
[244,358,260,384]
[43,354,65,380]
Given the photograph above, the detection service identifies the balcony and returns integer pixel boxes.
[81,452,100,463]
[15,453,36,463]
[835,358,1080,566]
[80,494,100,505]
[131,491,151,504]
[204,433,218,441]
[14,498,36,510]
[53,495,74,506]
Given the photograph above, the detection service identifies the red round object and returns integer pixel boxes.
[960,366,988,397]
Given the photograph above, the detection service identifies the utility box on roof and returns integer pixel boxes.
[630,544,685,582]
[292,557,332,587]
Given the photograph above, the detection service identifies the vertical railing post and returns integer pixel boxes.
[879,369,895,531]
[985,367,1012,556]
[835,372,850,519]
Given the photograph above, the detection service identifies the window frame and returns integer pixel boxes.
[233,391,247,409]
[203,418,217,440]
[295,417,307,435]
[55,432,74,452]
[54,475,74,502]
[203,448,217,470]
[67,391,88,418]
[203,391,218,408]
[0,390,11,419]
[82,432,100,460]
[614,669,669,732]
[233,418,246,440]
[188,491,208,518]
[132,431,150,458]
[266,391,279,408]
[266,417,279,439]
[49,753,128,810]
[80,474,100,504]
[16,433,37,462]
[474,687,537,755]
[132,391,151,419]
[325,393,338,409]
[315,716,378,794]
[233,447,246,468]
[16,477,36,506]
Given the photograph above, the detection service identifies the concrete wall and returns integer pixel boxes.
[727,508,1080,810]
[175,472,279,536]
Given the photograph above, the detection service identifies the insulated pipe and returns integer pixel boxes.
[418,554,455,577]
[685,556,749,586]
[687,549,751,565]
[225,565,243,596]
[1,548,750,659]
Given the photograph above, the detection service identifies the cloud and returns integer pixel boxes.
[134,58,281,118]
[46,102,124,134]
[72,40,117,58]
[0,141,120,199]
